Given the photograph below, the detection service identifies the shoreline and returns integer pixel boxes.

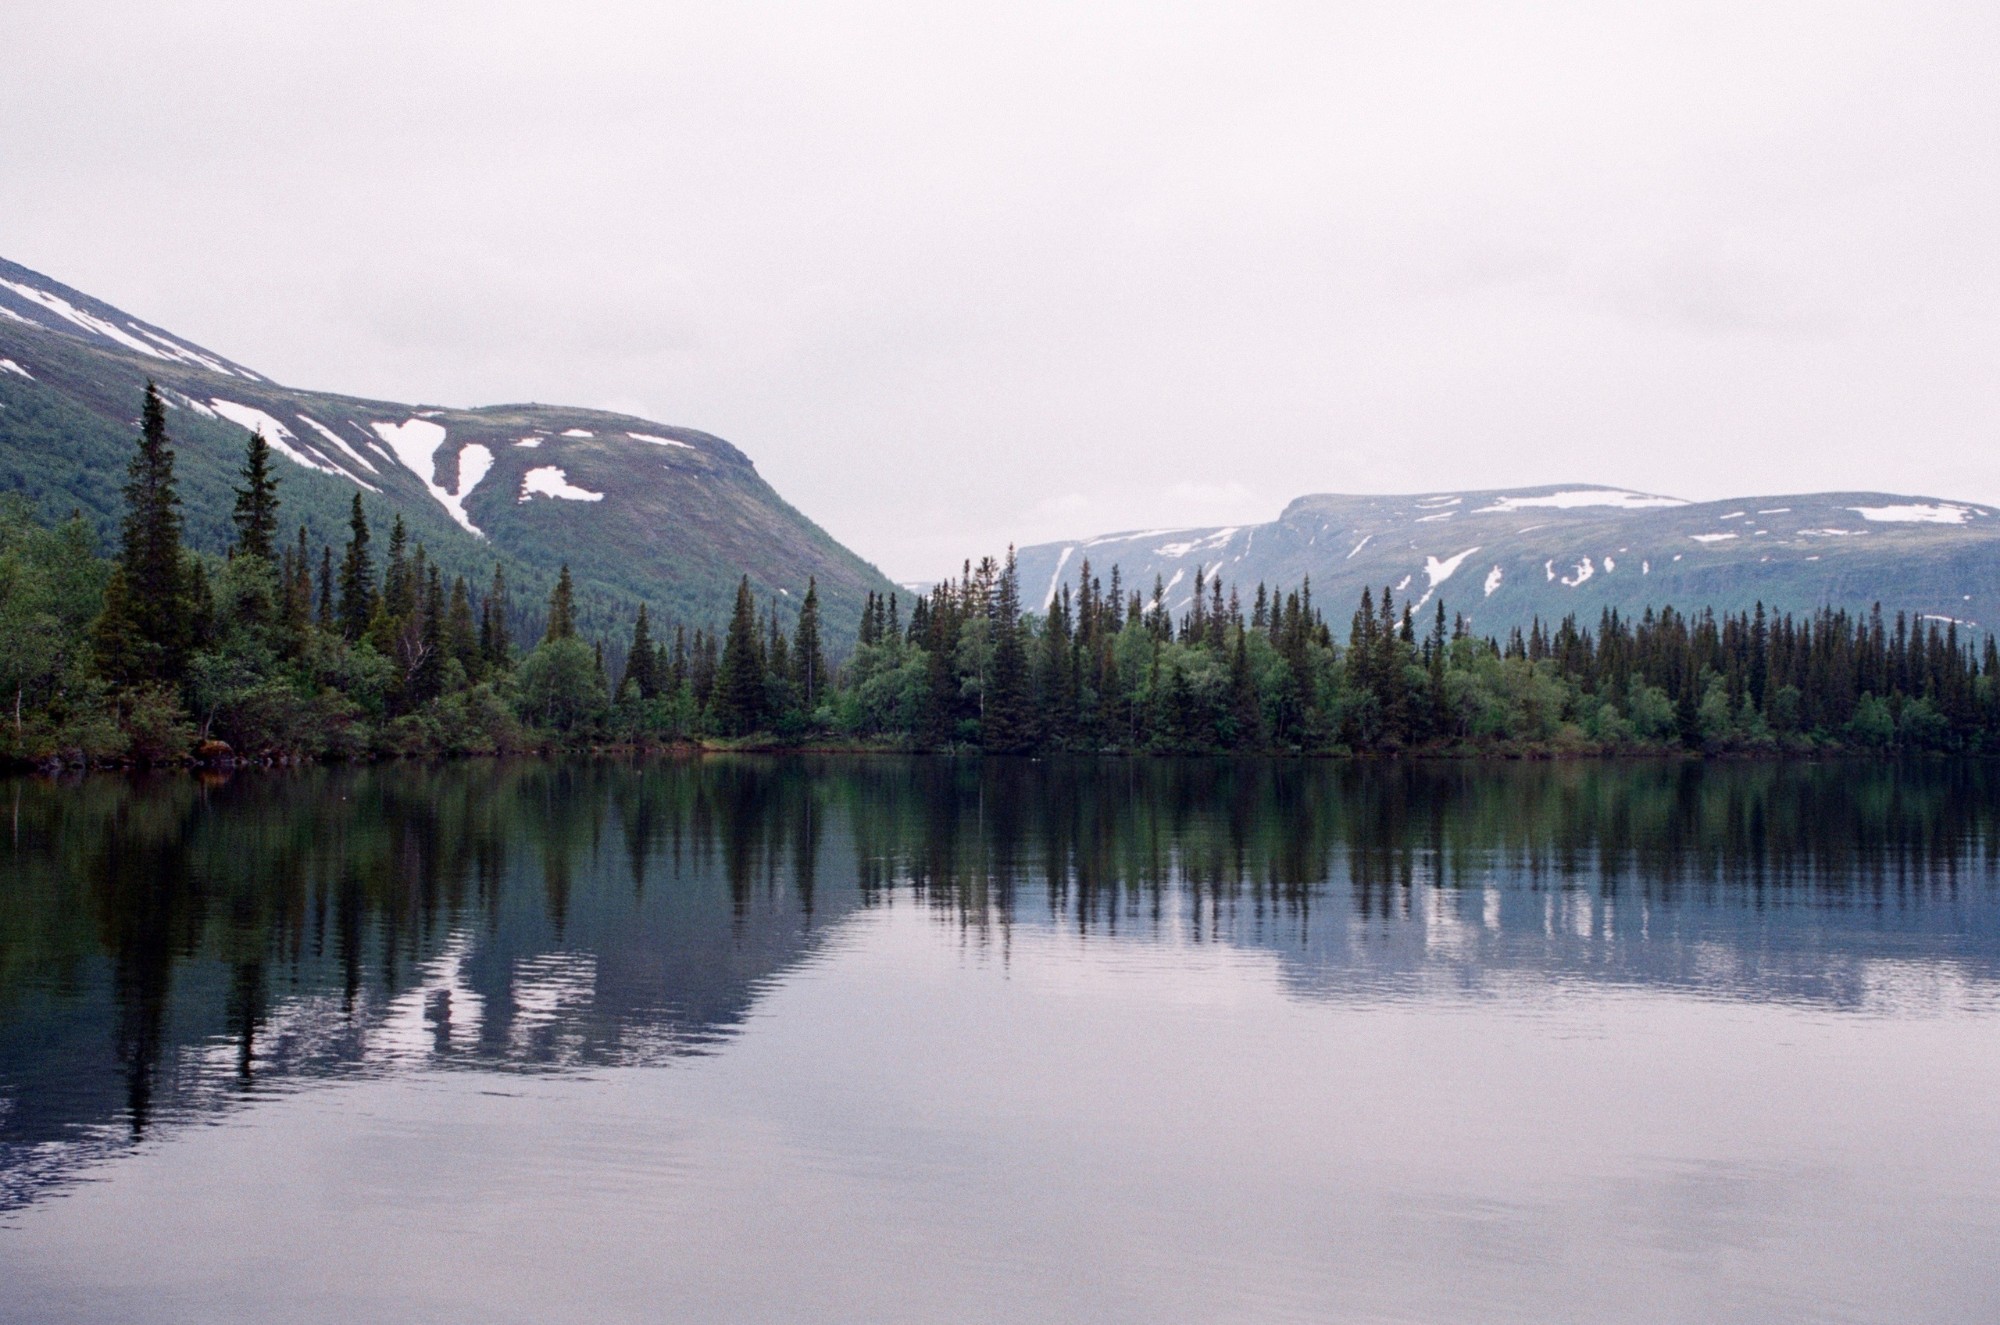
[5,736,1958,778]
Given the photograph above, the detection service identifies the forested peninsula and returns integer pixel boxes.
[4,383,1998,769]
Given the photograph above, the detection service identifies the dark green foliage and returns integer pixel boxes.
[815,548,2000,757]
[446,576,479,681]
[481,564,511,669]
[793,578,828,712]
[714,577,766,736]
[982,550,1034,752]
[337,495,374,641]
[9,384,2000,766]
[101,384,193,684]
[231,430,280,563]
[544,565,576,642]
[623,603,657,699]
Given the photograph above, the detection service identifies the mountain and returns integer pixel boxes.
[0,256,894,644]
[1012,485,2000,635]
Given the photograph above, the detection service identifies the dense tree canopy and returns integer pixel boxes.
[4,388,2000,767]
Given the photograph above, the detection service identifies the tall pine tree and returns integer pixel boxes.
[544,565,576,642]
[715,576,766,735]
[99,382,192,683]
[624,603,658,698]
[337,495,375,641]
[230,429,280,562]
[982,548,1034,752]
[792,577,828,711]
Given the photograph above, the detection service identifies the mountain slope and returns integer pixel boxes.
[0,256,893,644]
[1013,485,2000,635]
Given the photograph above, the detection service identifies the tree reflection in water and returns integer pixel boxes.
[3,756,1998,1210]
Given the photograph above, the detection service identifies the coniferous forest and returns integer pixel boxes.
[4,383,1999,767]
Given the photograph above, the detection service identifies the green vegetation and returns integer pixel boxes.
[4,386,1999,768]
[830,552,2000,755]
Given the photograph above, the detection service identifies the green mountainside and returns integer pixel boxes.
[1013,486,2000,636]
[0,256,893,646]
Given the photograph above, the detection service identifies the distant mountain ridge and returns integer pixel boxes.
[1012,484,2000,636]
[0,255,895,643]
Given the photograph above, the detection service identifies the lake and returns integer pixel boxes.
[2,757,1998,1323]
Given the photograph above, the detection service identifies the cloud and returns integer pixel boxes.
[4,0,1999,579]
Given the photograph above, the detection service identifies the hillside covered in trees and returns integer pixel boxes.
[0,254,895,649]
[4,383,1999,768]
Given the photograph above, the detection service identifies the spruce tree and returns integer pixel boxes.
[410,567,445,704]
[317,546,335,629]
[283,526,312,638]
[792,577,828,711]
[544,565,576,642]
[383,515,413,621]
[338,495,374,641]
[104,382,192,682]
[446,576,479,680]
[982,549,1034,752]
[766,603,794,720]
[1230,629,1261,748]
[624,603,657,698]
[231,429,281,562]
[482,564,512,668]
[716,576,766,734]
[91,564,148,684]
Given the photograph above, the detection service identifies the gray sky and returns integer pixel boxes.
[5,1,1997,580]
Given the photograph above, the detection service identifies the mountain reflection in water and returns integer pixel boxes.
[5,756,1998,1219]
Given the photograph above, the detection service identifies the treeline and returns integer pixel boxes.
[5,383,2000,766]
[0,382,785,764]
[831,552,2000,754]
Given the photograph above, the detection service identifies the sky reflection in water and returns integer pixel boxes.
[2,757,1998,1323]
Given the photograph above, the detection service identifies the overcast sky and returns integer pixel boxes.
[4,1,1997,579]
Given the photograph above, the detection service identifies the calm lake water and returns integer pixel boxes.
[2,757,1999,1323]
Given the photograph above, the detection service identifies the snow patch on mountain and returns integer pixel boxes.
[0,359,30,380]
[1477,489,1686,514]
[520,466,603,503]
[561,429,594,439]
[1560,557,1595,588]
[515,437,542,448]
[1849,503,1975,525]
[457,445,494,502]
[1483,566,1503,596]
[133,327,237,377]
[1690,533,1738,543]
[1043,546,1075,610]
[0,277,171,361]
[1424,547,1481,588]
[1155,528,1236,559]
[628,432,692,450]
[212,400,362,485]
[372,418,483,534]
[296,413,379,473]
[1086,529,1179,549]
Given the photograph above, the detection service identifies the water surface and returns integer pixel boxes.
[2,758,1998,1323]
